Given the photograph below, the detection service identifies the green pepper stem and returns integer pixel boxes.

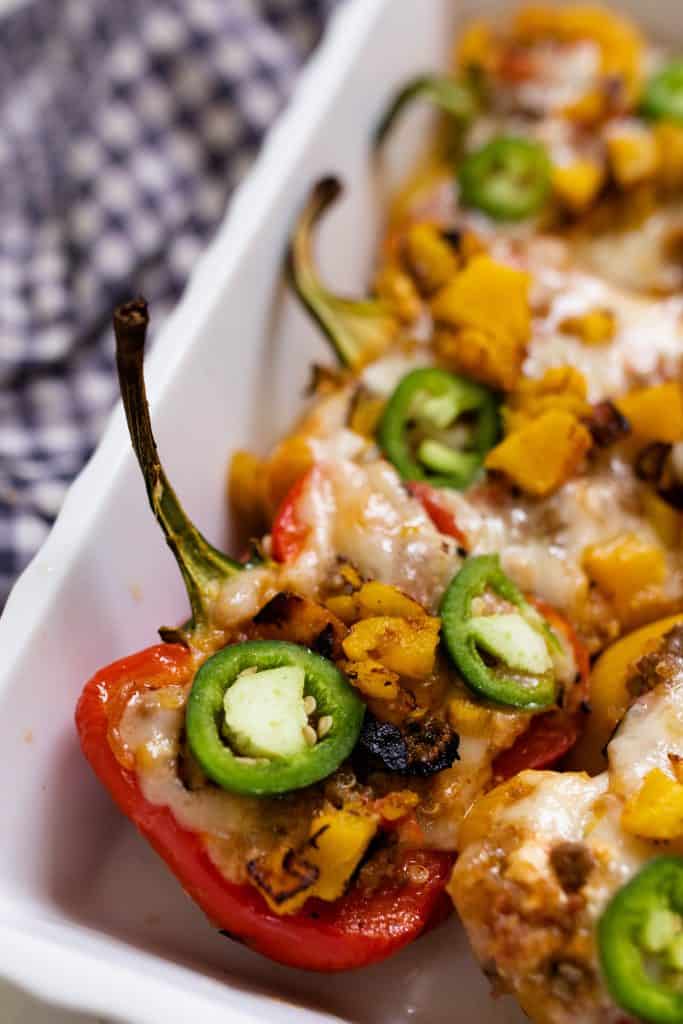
[374,74,477,148]
[287,177,398,371]
[114,298,241,637]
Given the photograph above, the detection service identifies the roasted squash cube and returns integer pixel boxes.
[607,128,660,188]
[308,805,378,902]
[432,255,531,392]
[553,160,604,213]
[485,410,591,496]
[582,532,666,625]
[342,616,441,679]
[622,769,683,840]
[616,382,683,444]
[402,223,460,295]
[338,658,400,701]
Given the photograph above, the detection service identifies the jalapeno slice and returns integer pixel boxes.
[378,368,499,490]
[599,857,683,1024]
[186,640,364,797]
[440,555,557,708]
[458,136,551,221]
[641,61,683,123]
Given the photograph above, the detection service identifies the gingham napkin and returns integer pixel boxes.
[0,0,338,606]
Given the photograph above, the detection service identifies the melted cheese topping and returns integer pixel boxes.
[453,670,683,1024]
[609,672,683,798]
[281,458,461,612]
[502,772,608,840]
[118,687,317,884]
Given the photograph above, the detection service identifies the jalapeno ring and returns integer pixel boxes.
[440,555,557,709]
[599,856,683,1024]
[458,136,551,221]
[641,61,683,123]
[186,640,364,797]
[377,367,499,490]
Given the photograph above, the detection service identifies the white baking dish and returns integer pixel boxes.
[0,1,679,1021]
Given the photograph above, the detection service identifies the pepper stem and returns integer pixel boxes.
[114,298,241,639]
[374,74,477,148]
[288,177,399,371]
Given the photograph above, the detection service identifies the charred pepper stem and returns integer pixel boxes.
[375,74,477,147]
[114,298,241,640]
[288,177,399,371]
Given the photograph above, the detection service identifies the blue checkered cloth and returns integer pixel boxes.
[0,0,338,606]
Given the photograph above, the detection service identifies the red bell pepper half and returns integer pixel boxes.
[75,299,452,973]
[76,642,452,972]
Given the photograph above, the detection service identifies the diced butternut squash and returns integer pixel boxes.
[432,255,531,392]
[622,768,683,840]
[460,230,488,263]
[342,616,441,679]
[265,436,315,514]
[616,382,683,444]
[504,366,590,434]
[559,308,616,346]
[324,594,359,625]
[340,562,363,590]
[229,450,268,535]
[455,20,499,75]
[655,121,683,191]
[326,581,427,629]
[447,694,491,736]
[338,658,400,701]
[435,327,525,395]
[553,160,605,213]
[356,581,427,620]
[307,805,378,901]
[374,264,422,323]
[642,488,683,547]
[250,804,378,914]
[569,614,683,773]
[485,409,592,497]
[563,89,610,126]
[607,128,660,188]
[582,532,666,626]
[402,223,460,295]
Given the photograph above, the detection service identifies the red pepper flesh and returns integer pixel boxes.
[271,470,314,564]
[408,482,469,549]
[76,643,453,971]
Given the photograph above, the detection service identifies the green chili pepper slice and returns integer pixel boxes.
[599,857,683,1024]
[377,368,499,490]
[641,61,683,123]
[458,136,552,221]
[186,640,364,797]
[440,555,557,708]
